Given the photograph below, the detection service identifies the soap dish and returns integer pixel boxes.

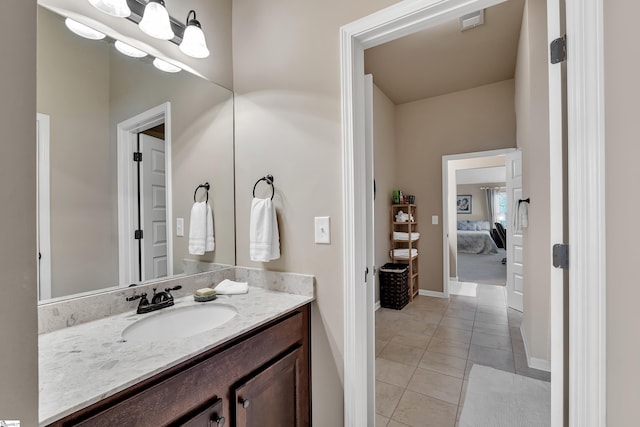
[194,294,217,302]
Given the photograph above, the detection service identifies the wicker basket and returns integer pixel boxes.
[379,263,409,310]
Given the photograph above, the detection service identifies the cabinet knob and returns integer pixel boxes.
[210,415,225,427]
[239,397,250,409]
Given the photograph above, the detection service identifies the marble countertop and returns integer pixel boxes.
[39,287,313,426]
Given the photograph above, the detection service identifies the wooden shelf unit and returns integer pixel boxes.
[390,204,419,301]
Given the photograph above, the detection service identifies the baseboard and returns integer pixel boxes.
[374,300,381,311]
[449,276,458,282]
[519,324,551,372]
[418,289,447,298]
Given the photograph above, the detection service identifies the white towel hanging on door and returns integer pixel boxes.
[515,200,529,231]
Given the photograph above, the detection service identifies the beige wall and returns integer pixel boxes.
[232,0,399,424]
[373,83,397,303]
[395,79,517,292]
[605,1,640,424]
[456,184,490,221]
[39,0,233,88]
[37,7,116,297]
[514,0,551,362]
[0,0,38,424]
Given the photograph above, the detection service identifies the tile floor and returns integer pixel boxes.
[375,284,551,427]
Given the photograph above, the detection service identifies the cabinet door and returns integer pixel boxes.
[234,347,307,427]
[169,397,225,427]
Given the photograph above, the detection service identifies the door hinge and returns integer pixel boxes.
[133,152,142,162]
[365,267,369,282]
[134,229,143,240]
[552,244,568,269]
[550,35,567,64]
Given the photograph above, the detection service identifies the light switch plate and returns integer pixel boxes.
[314,216,331,244]
[432,215,439,225]
[176,218,184,237]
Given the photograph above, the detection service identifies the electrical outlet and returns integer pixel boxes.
[176,218,184,236]
[314,216,331,244]
[432,215,439,225]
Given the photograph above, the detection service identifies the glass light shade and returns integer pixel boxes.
[153,58,181,73]
[87,0,131,18]
[139,0,174,40]
[64,18,106,40]
[114,40,147,58]
[179,24,209,58]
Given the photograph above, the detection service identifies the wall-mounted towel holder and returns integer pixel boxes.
[518,197,530,205]
[194,182,210,203]
[253,174,275,200]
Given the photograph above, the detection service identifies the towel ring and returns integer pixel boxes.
[252,175,275,200]
[194,182,210,203]
[518,197,530,205]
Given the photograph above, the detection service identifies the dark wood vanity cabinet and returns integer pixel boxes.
[234,347,303,427]
[49,304,310,427]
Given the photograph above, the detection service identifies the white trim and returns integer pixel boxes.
[442,148,514,299]
[546,0,565,423]
[36,113,52,301]
[117,103,173,286]
[520,324,551,372]
[341,0,607,425]
[566,0,606,425]
[374,301,381,311]
[418,289,447,299]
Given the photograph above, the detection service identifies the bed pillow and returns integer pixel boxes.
[457,220,476,231]
[476,221,491,231]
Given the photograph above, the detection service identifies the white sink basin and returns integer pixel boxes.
[122,303,238,342]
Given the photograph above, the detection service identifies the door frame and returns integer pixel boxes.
[340,0,606,426]
[36,113,52,301]
[117,102,173,286]
[441,148,514,299]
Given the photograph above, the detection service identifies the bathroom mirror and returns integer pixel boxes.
[36,6,235,302]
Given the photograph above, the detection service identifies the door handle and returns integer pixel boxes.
[365,267,369,282]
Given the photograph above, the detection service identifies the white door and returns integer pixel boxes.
[140,134,168,281]
[506,150,524,312]
[364,74,376,422]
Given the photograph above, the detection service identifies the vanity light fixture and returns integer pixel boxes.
[139,0,174,40]
[179,10,209,58]
[114,40,148,58]
[64,18,106,40]
[87,0,131,18]
[152,57,181,73]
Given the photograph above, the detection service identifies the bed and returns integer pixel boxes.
[457,220,499,254]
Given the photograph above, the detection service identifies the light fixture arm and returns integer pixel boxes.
[186,10,201,28]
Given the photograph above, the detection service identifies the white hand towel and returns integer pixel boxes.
[215,279,249,295]
[250,198,281,262]
[189,201,215,255]
[516,200,529,231]
[206,203,215,252]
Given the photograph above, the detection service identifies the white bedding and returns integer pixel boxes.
[457,230,499,254]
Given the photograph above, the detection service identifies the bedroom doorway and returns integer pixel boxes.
[442,149,514,298]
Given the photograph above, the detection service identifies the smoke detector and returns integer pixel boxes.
[459,10,485,31]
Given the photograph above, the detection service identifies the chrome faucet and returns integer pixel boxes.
[126,285,182,314]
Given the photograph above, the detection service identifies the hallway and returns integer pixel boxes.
[375,284,550,426]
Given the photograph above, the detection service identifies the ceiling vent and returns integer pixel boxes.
[459,10,485,31]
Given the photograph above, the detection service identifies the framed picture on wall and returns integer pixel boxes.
[457,195,472,214]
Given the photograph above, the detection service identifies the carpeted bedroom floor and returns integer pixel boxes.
[457,250,507,286]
